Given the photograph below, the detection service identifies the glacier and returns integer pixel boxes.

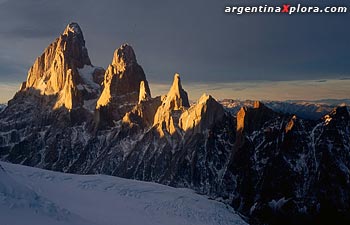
[0,162,247,225]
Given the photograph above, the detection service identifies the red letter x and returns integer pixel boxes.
[282,4,290,13]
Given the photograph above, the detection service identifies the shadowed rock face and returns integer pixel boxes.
[1,23,350,225]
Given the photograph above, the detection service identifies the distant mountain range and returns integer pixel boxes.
[0,23,349,225]
[220,99,350,120]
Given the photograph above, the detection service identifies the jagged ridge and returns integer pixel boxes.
[0,23,350,225]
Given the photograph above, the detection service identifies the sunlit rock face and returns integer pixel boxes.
[20,22,102,111]
[122,74,225,138]
[96,44,151,127]
[162,73,190,111]
[179,94,224,135]
[25,22,91,93]
[138,81,150,103]
[152,73,190,136]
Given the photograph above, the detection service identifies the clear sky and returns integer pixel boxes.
[0,0,349,103]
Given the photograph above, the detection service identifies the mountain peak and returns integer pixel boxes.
[152,74,190,136]
[19,22,93,110]
[179,93,224,134]
[112,44,137,72]
[171,73,181,89]
[197,93,212,104]
[63,22,83,36]
[96,44,150,126]
[163,73,190,110]
[236,101,277,137]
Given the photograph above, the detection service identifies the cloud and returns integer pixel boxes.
[0,0,82,39]
[0,0,349,102]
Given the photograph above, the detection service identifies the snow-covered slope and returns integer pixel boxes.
[0,162,247,225]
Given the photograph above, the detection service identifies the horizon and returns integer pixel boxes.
[1,77,350,104]
[1,76,350,104]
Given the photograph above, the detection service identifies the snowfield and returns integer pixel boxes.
[0,162,247,225]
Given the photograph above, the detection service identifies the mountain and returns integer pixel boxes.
[96,43,150,127]
[0,23,350,225]
[220,99,349,120]
[0,162,247,225]
[21,22,103,111]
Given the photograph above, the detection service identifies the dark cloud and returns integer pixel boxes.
[0,55,28,82]
[0,0,349,86]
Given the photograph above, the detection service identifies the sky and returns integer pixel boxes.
[0,0,350,102]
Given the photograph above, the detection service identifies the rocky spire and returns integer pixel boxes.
[153,74,225,137]
[163,73,190,111]
[152,74,189,136]
[96,44,151,126]
[21,22,94,110]
[139,81,150,103]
